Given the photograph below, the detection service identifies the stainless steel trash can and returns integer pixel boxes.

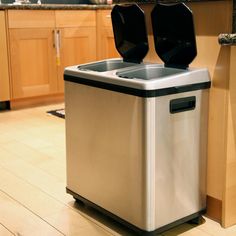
[64,3,211,235]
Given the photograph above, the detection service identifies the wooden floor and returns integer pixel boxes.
[0,103,236,236]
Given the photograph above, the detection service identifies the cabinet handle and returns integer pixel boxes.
[106,15,111,18]
[53,29,57,48]
[55,29,61,66]
[57,30,61,49]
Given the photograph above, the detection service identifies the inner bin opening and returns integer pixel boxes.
[78,60,136,72]
[117,66,186,80]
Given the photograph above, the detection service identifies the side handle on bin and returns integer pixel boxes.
[170,96,196,114]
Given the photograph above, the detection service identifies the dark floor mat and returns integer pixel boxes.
[47,109,65,119]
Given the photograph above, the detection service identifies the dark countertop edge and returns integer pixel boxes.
[0,0,228,10]
[0,3,114,10]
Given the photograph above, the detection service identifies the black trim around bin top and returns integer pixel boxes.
[64,74,211,98]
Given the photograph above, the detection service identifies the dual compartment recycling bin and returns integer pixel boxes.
[64,3,211,235]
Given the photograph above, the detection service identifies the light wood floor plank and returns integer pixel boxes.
[0,167,67,218]
[0,158,72,203]
[0,167,114,235]
[178,228,210,236]
[197,217,236,236]
[0,191,64,236]
[0,224,13,236]
[1,141,66,181]
[45,208,113,236]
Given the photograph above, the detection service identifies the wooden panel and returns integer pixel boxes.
[223,46,236,227]
[97,27,119,60]
[206,195,222,223]
[97,10,112,27]
[187,1,232,226]
[9,28,58,99]
[188,2,232,225]
[58,27,97,92]
[187,1,231,203]
[8,10,55,28]
[55,10,96,28]
[0,11,10,101]
[196,38,230,202]
[96,10,119,60]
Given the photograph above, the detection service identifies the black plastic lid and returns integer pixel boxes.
[111,4,149,64]
[151,3,197,69]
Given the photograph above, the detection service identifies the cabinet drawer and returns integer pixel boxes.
[8,10,55,28]
[97,10,112,27]
[55,10,96,28]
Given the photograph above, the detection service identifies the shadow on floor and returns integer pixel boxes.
[70,199,206,236]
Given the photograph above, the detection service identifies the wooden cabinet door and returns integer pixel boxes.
[96,10,120,60]
[0,11,10,101]
[9,28,58,99]
[58,27,97,92]
[97,27,119,60]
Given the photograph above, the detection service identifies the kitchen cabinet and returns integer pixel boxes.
[8,10,96,99]
[55,10,96,92]
[8,10,57,99]
[96,10,119,60]
[9,28,58,99]
[0,11,10,102]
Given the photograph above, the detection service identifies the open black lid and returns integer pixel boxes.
[111,4,149,64]
[151,3,197,69]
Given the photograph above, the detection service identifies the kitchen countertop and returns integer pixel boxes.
[0,0,228,10]
[0,3,114,9]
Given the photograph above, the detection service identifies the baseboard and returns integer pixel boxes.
[206,195,222,223]
[10,93,64,110]
[0,101,10,110]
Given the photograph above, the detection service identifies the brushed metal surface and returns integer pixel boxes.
[65,82,147,228]
[153,90,208,228]
[65,80,209,231]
